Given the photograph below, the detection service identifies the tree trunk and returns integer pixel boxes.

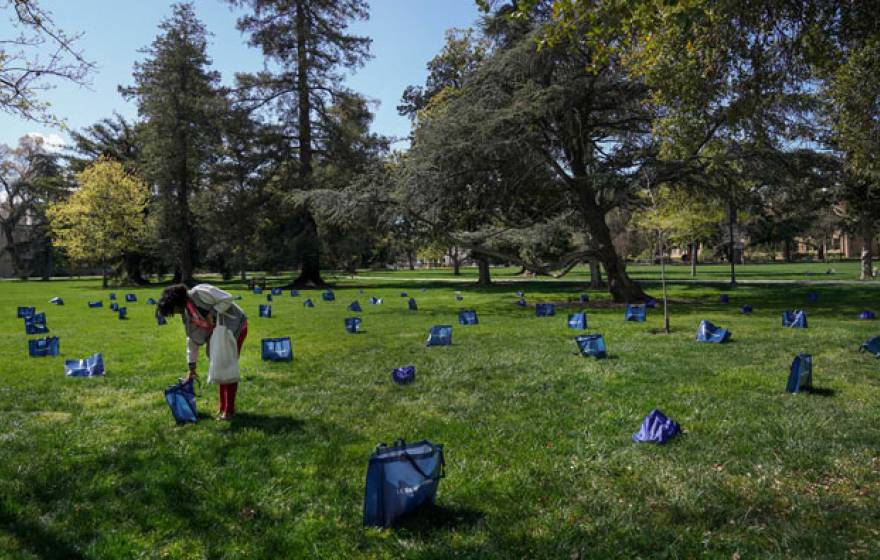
[783,239,792,262]
[122,253,148,285]
[818,239,825,262]
[408,251,415,270]
[292,211,325,288]
[660,232,669,334]
[102,261,108,289]
[476,256,491,285]
[582,202,645,302]
[690,241,697,278]
[588,258,603,289]
[861,216,874,280]
[450,247,461,275]
[728,199,737,286]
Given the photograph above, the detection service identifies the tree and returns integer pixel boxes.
[121,2,223,285]
[0,134,65,279]
[0,0,93,122]
[229,0,372,287]
[46,158,149,288]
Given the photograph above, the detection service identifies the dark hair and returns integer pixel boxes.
[157,284,189,318]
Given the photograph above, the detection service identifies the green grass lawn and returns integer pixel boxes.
[2,274,880,559]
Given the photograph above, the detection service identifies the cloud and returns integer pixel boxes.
[25,132,67,153]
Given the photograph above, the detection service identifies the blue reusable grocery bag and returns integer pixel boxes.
[88,301,103,308]
[262,337,293,361]
[118,307,127,320]
[786,354,812,393]
[363,440,445,528]
[368,297,383,305]
[741,304,753,314]
[110,302,119,311]
[65,353,104,377]
[645,298,657,309]
[400,292,408,297]
[516,298,527,307]
[696,320,731,343]
[17,306,35,318]
[24,313,48,334]
[290,289,299,297]
[579,293,589,304]
[535,303,555,317]
[164,378,197,423]
[624,304,646,322]
[575,334,607,358]
[271,288,282,296]
[49,297,64,305]
[303,298,314,308]
[266,294,273,302]
[408,298,418,311]
[147,298,157,305]
[568,312,587,330]
[516,291,525,298]
[322,290,335,301]
[125,294,137,303]
[392,365,415,385]
[458,310,478,325]
[109,293,117,300]
[782,310,807,328]
[345,317,362,333]
[859,310,876,320]
[426,325,452,346]
[253,287,263,294]
[259,304,272,318]
[633,409,680,444]
[719,294,730,304]
[29,336,59,357]
[860,336,880,357]
[349,301,363,312]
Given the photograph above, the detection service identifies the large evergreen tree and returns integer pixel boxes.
[121,2,223,285]
[228,0,372,287]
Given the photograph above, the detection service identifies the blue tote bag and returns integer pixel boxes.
[392,365,415,385]
[408,298,418,311]
[322,290,335,301]
[782,310,807,328]
[262,337,293,362]
[786,354,812,393]
[458,310,478,325]
[363,440,445,527]
[29,337,60,357]
[426,325,452,346]
[17,306,35,318]
[695,320,731,343]
[567,312,587,330]
[575,334,606,358]
[164,378,198,423]
[345,317,362,333]
[65,353,104,377]
[24,313,48,334]
[625,304,646,322]
[259,304,272,318]
[535,303,555,317]
[348,301,363,312]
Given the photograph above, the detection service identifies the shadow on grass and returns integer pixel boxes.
[393,504,485,537]
[0,502,86,560]
[807,387,836,397]
[229,413,305,434]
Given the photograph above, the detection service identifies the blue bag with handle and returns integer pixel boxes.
[290,289,299,297]
[782,310,807,328]
[65,353,104,377]
[164,378,197,423]
[368,296,382,305]
[458,310,478,325]
[262,337,293,362]
[363,439,445,527]
[408,298,418,311]
[696,320,731,343]
[400,292,408,297]
[579,293,589,304]
[147,298,157,305]
[322,290,335,301]
[741,304,753,314]
[516,298,527,307]
[575,334,607,358]
[271,288,282,296]
[345,317,362,333]
[49,297,64,305]
[786,354,812,393]
[110,302,119,311]
[253,287,263,294]
[259,304,272,318]
[108,293,117,301]
[392,365,415,385]
[568,312,587,330]
[17,306,35,318]
[88,301,103,308]
[24,313,48,334]
[515,291,525,298]
[858,310,875,320]
[625,304,646,322]
[266,294,273,302]
[861,336,880,357]
[349,301,363,312]
[645,298,657,309]
[29,336,60,357]
[117,307,127,320]
[633,409,680,444]
[125,294,137,303]
[303,298,314,308]
[426,325,452,346]
[535,303,555,317]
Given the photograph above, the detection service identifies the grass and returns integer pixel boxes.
[1,273,880,559]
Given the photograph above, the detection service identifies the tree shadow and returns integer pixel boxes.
[229,413,305,434]
[0,502,87,560]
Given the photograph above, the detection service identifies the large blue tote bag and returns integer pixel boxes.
[363,439,445,527]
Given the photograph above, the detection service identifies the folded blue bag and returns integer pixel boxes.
[696,320,731,343]
[49,297,64,305]
[290,289,299,297]
[633,409,680,444]
[259,304,272,318]
[88,301,103,308]
[262,337,293,361]
[29,336,60,357]
[516,298,527,307]
[363,439,445,528]
[164,378,197,423]
[110,302,119,311]
[408,298,418,311]
[645,298,657,309]
[125,294,137,302]
[368,297,382,305]
[322,290,335,301]
[741,304,753,314]
[786,354,812,393]
[458,310,478,325]
[782,310,807,328]
[348,301,362,312]
[719,294,729,304]
[535,303,555,317]
[579,293,589,304]
[303,298,314,308]
[859,310,875,320]
[271,288,282,296]
[400,292,408,297]
[624,304,646,322]
[426,325,452,346]
[118,307,127,319]
[516,291,525,298]
[17,306,35,318]
[65,353,104,377]
[253,287,263,294]
[568,312,587,330]
[266,294,273,302]
[24,313,48,334]
[392,365,415,385]
[345,317,362,333]
[109,293,117,300]
[575,334,606,358]
[147,298,157,305]
[861,336,880,357]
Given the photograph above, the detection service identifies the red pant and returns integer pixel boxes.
[218,321,248,415]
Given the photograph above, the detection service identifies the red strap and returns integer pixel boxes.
[186,300,213,331]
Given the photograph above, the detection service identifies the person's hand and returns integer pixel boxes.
[187,368,199,381]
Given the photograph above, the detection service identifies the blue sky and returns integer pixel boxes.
[0,0,483,150]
